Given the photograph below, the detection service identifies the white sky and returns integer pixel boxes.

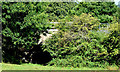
[114,0,120,5]
[78,0,120,5]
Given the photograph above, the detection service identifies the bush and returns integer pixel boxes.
[101,22,120,65]
[42,13,105,67]
[43,13,120,68]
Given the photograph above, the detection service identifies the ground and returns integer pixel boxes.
[0,63,119,70]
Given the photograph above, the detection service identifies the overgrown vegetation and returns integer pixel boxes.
[2,2,120,69]
[2,2,52,64]
[43,13,120,68]
[71,2,118,23]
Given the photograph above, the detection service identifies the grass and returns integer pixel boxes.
[0,63,110,70]
[0,63,1,71]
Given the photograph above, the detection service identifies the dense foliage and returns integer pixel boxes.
[2,2,77,64]
[2,2,52,63]
[101,22,120,66]
[45,2,77,21]
[71,2,118,23]
[43,13,120,68]
[2,2,120,68]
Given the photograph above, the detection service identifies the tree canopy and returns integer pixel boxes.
[2,2,120,68]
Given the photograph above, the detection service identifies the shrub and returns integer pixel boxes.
[42,13,104,67]
[101,22,120,65]
[43,13,120,68]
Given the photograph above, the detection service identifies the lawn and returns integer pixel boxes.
[0,63,106,70]
[0,63,1,71]
[1,63,119,70]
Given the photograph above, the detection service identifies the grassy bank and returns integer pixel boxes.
[1,63,105,70]
[1,63,119,70]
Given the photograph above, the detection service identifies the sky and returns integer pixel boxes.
[78,0,120,5]
[114,0,120,5]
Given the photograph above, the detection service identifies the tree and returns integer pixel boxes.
[70,2,118,23]
[42,13,102,67]
[44,2,77,21]
[2,2,51,64]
